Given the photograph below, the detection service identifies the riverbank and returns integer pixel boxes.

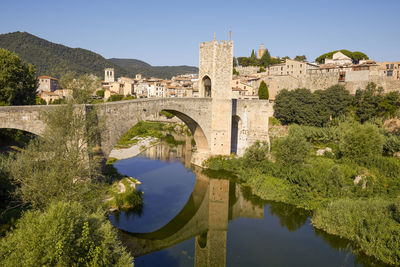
[109,137,158,160]
[204,120,400,266]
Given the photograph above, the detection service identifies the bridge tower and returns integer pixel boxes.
[198,38,233,158]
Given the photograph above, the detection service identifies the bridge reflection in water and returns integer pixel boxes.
[118,141,264,267]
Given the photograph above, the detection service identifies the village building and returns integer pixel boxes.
[379,61,400,80]
[324,52,353,66]
[38,91,60,104]
[37,76,60,92]
[268,59,319,77]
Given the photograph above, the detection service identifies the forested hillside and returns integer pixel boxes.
[108,58,198,79]
[0,32,197,79]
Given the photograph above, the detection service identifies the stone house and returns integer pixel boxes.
[268,60,319,77]
[324,52,353,65]
[37,76,60,92]
[38,91,60,104]
[379,61,400,80]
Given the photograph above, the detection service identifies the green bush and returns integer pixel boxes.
[273,133,311,166]
[243,141,269,163]
[339,122,384,163]
[96,89,105,98]
[0,201,133,266]
[383,134,400,156]
[107,94,124,102]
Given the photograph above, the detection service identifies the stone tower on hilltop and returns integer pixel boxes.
[104,68,115,82]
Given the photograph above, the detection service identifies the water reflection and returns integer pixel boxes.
[115,141,388,267]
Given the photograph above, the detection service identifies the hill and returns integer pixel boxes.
[0,32,198,79]
[108,58,198,79]
[0,31,129,78]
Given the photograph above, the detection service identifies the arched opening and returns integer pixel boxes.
[106,107,210,161]
[197,232,208,248]
[230,115,241,154]
[163,109,209,153]
[202,76,211,98]
[0,128,39,153]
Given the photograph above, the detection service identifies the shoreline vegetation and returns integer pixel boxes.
[204,82,400,266]
[204,118,400,264]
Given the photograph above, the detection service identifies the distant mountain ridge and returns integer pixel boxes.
[108,58,198,79]
[0,32,198,79]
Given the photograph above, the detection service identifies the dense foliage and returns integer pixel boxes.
[205,117,400,265]
[274,83,399,126]
[0,201,133,266]
[237,49,281,68]
[0,48,37,105]
[0,32,197,79]
[312,199,400,265]
[9,103,105,210]
[258,81,269,99]
[315,49,369,64]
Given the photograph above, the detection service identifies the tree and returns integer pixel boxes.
[282,56,291,61]
[60,73,101,104]
[294,55,307,62]
[339,122,384,164]
[250,49,258,65]
[233,57,238,67]
[0,201,133,266]
[258,81,269,99]
[250,49,256,61]
[9,102,104,210]
[0,48,37,106]
[237,57,252,67]
[315,84,352,118]
[259,49,271,67]
[315,49,369,64]
[274,88,328,126]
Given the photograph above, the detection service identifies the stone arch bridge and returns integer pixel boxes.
[0,98,273,165]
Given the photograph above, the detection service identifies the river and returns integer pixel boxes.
[109,142,388,267]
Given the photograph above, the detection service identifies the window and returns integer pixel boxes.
[390,64,394,69]
[386,64,390,69]
[300,64,302,67]
[300,70,302,74]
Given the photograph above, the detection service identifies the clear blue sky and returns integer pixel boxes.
[1,0,399,66]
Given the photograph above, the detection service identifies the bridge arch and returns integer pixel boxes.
[0,106,47,137]
[99,98,213,159]
[162,109,209,152]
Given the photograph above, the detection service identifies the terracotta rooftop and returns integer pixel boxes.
[38,76,58,80]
